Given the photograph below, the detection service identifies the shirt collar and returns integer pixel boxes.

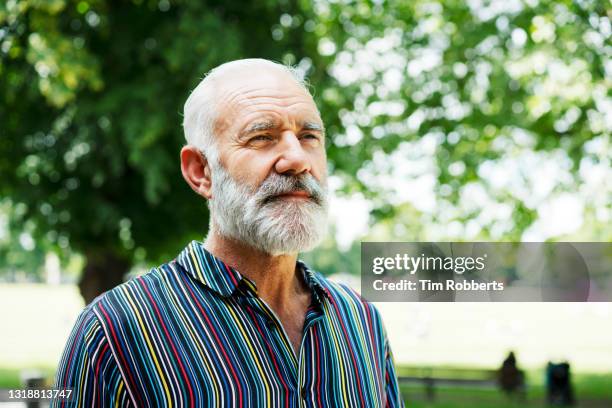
[297,259,332,306]
[175,240,331,303]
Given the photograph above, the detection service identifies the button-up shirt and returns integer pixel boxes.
[53,240,404,407]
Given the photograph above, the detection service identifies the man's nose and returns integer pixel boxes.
[274,132,311,176]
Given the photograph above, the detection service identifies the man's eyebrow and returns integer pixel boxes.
[241,121,277,136]
[302,121,325,133]
[239,120,325,137]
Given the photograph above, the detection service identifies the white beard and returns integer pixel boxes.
[208,162,329,256]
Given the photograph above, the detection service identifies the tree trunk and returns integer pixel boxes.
[78,250,131,305]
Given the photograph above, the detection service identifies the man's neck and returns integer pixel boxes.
[203,231,309,308]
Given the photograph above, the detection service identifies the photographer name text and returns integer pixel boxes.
[373,279,504,291]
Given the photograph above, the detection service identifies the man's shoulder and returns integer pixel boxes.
[310,270,384,320]
[314,272,361,301]
[83,261,179,325]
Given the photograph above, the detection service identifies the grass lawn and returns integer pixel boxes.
[400,371,612,408]
[401,386,612,408]
[1,365,610,407]
[0,366,56,389]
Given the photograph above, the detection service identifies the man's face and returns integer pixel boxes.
[213,68,327,189]
[207,68,329,255]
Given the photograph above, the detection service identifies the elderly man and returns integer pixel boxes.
[53,59,403,407]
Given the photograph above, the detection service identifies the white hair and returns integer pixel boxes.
[182,58,310,166]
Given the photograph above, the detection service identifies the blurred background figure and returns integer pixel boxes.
[546,361,575,406]
[498,351,525,399]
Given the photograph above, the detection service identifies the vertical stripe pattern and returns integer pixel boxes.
[53,240,404,407]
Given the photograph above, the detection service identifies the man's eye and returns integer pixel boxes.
[300,134,319,141]
[250,135,273,142]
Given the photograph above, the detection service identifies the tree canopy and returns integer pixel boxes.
[1,0,609,300]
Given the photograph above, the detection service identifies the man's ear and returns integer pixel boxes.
[180,146,213,199]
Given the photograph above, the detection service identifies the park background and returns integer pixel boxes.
[1,0,611,406]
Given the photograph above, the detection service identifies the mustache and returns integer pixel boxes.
[255,173,326,207]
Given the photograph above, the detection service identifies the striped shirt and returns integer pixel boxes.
[53,240,404,407]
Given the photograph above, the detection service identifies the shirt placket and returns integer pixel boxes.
[296,307,324,407]
[236,284,324,407]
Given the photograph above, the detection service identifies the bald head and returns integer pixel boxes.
[182,59,313,164]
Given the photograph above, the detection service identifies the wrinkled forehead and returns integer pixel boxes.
[211,68,322,136]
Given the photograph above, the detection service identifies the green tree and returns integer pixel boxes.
[0,0,324,302]
[313,0,610,241]
[1,0,609,302]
